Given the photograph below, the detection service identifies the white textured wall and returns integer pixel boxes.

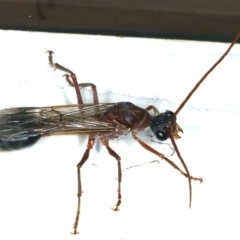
[0,30,239,240]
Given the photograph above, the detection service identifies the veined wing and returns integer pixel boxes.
[0,103,117,141]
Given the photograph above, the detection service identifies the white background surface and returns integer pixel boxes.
[0,30,239,240]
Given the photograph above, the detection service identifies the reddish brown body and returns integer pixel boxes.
[102,102,152,139]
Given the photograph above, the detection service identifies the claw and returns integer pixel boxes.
[112,207,120,211]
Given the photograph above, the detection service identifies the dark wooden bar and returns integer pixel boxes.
[0,0,240,42]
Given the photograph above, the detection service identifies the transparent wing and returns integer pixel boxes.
[0,103,118,141]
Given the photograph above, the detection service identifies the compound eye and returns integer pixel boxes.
[154,130,168,141]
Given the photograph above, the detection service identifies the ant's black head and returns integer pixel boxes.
[150,111,178,141]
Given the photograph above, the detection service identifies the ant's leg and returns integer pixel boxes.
[132,133,203,209]
[131,133,202,180]
[72,137,96,235]
[46,51,99,104]
[63,74,99,104]
[145,105,160,116]
[100,137,122,211]
[46,52,101,233]
[46,50,83,104]
[144,105,193,207]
